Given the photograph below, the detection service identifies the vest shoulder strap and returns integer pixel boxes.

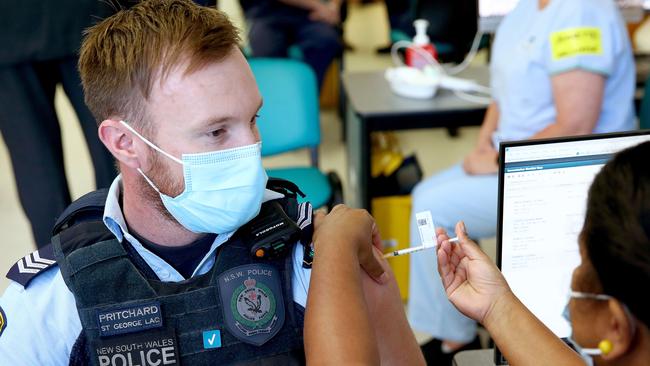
[6,189,112,289]
[52,188,109,236]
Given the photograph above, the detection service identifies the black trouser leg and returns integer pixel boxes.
[0,61,71,247]
[58,56,117,189]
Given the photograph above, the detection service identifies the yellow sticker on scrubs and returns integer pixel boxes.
[550,27,603,60]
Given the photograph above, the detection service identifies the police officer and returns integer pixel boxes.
[408,0,636,363]
[0,1,399,364]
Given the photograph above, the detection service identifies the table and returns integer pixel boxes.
[342,66,490,209]
[453,349,498,366]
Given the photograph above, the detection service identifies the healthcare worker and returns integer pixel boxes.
[409,0,636,362]
[302,141,650,366]
[436,141,650,366]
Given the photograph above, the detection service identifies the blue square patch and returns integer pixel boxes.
[203,330,222,349]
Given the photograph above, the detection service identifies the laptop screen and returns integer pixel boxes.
[496,132,650,357]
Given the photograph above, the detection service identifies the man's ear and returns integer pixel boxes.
[98,119,143,170]
[600,299,635,360]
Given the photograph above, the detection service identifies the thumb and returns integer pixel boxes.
[360,247,389,284]
[371,223,382,251]
[312,209,327,231]
[455,221,485,261]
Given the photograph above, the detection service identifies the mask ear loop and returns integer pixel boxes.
[120,120,182,194]
[587,301,638,356]
[568,291,621,356]
[137,168,162,194]
[119,120,184,165]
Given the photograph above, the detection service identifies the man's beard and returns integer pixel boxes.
[140,150,185,223]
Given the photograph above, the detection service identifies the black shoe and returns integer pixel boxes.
[420,336,482,366]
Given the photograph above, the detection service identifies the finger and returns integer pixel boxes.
[448,269,467,297]
[450,238,466,266]
[455,221,486,261]
[438,238,453,259]
[438,246,461,293]
[371,222,382,251]
[360,246,388,284]
[450,250,462,268]
[437,246,452,288]
[436,226,449,244]
[437,243,449,268]
[330,204,346,214]
[312,209,327,231]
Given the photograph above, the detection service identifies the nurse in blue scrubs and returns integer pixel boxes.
[408,0,636,363]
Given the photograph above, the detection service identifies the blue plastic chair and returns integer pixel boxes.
[248,58,342,208]
[640,75,650,130]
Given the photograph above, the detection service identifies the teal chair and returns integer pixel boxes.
[249,58,343,209]
[640,75,650,130]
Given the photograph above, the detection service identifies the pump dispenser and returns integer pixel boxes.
[406,19,437,69]
[413,19,430,46]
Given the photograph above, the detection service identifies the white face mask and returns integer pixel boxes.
[121,120,267,234]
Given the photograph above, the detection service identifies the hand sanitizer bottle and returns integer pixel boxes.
[405,19,437,69]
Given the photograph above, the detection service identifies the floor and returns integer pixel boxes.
[0,3,495,343]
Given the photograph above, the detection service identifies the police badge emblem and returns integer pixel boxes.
[218,264,285,346]
[0,306,7,337]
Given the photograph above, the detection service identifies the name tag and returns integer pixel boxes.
[550,27,603,61]
[97,301,163,337]
[93,329,179,366]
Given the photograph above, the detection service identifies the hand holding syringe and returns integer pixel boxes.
[384,211,458,259]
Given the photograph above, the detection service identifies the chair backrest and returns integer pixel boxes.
[640,74,650,130]
[248,58,321,157]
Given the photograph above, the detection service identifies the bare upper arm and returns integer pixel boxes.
[551,69,605,135]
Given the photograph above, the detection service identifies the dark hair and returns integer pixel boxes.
[583,141,650,327]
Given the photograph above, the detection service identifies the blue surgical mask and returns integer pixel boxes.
[121,120,267,234]
[562,290,614,366]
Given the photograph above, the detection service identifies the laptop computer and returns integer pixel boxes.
[494,130,650,365]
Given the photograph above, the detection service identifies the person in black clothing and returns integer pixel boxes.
[0,1,118,247]
[240,0,343,89]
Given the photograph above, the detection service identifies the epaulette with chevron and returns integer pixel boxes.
[296,202,315,269]
[6,243,57,288]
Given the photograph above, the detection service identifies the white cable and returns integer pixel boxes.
[445,31,485,76]
[453,90,492,105]
[390,40,491,104]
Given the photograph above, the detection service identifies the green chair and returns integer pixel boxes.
[248,58,343,209]
[639,75,650,130]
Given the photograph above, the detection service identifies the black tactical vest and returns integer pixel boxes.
[48,180,312,366]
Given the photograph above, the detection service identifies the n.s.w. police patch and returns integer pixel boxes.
[0,306,6,337]
[218,264,285,346]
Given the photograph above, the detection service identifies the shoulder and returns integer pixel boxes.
[551,0,620,28]
[0,265,80,363]
[2,264,73,313]
[6,244,58,289]
[290,242,311,309]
